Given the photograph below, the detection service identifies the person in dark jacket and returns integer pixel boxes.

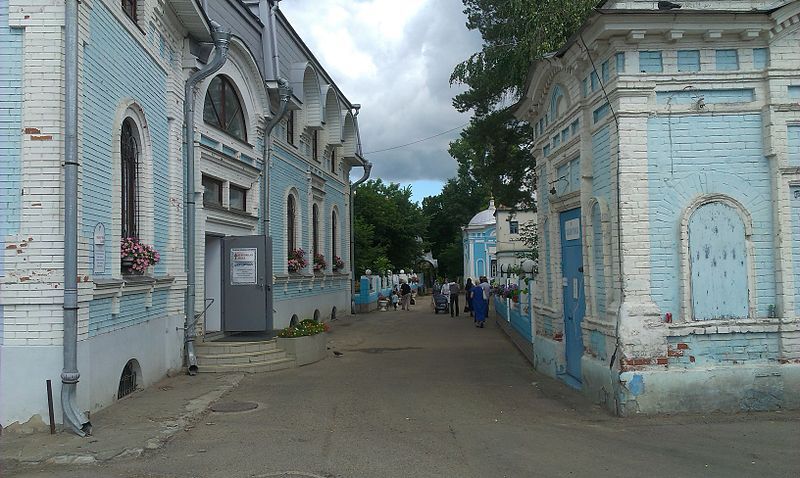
[448,280,460,317]
[400,280,412,310]
[464,278,474,317]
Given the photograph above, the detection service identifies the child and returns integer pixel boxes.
[391,291,399,310]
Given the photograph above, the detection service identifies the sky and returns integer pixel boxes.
[280,0,483,204]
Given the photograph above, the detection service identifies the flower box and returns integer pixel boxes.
[276,333,327,366]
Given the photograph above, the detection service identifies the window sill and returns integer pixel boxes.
[203,202,256,219]
[667,317,789,336]
[93,275,175,314]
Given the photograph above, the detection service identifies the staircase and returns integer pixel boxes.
[195,339,296,373]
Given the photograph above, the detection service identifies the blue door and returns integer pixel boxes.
[560,208,585,386]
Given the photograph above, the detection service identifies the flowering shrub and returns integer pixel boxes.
[492,283,529,302]
[277,319,329,338]
[332,255,345,271]
[313,253,327,272]
[120,237,160,273]
[288,248,307,272]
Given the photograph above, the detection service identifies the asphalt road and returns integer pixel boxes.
[8,306,800,478]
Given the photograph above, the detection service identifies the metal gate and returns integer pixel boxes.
[560,208,585,386]
[222,235,272,331]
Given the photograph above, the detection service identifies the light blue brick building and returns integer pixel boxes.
[462,200,498,281]
[0,0,366,432]
[513,0,800,414]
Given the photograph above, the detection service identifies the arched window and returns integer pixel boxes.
[688,201,749,320]
[203,76,247,142]
[287,195,296,255]
[312,204,320,258]
[121,118,139,238]
[331,209,338,259]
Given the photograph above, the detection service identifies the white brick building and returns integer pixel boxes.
[513,0,800,413]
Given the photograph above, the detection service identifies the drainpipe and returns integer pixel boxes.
[61,0,91,437]
[261,79,292,330]
[183,23,231,375]
[349,156,372,314]
[269,0,281,78]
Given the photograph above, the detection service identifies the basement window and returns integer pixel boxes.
[118,359,140,399]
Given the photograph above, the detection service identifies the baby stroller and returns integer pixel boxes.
[432,289,449,314]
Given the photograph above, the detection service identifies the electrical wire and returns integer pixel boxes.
[362,122,469,155]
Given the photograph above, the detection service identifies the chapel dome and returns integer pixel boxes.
[468,199,496,227]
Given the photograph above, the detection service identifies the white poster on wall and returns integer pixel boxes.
[564,218,581,241]
[93,223,106,274]
[230,248,257,285]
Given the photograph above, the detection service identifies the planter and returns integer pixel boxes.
[378,299,389,311]
[121,257,143,275]
[276,333,327,366]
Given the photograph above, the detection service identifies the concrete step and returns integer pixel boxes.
[195,357,296,374]
[195,339,278,355]
[196,348,290,366]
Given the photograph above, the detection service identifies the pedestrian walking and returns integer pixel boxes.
[391,291,399,310]
[464,278,474,317]
[400,280,412,310]
[448,280,460,317]
[473,276,490,328]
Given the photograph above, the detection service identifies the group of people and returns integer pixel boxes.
[389,280,413,310]
[438,276,491,328]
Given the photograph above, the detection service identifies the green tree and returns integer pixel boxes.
[353,179,427,275]
[450,0,596,207]
[421,177,489,278]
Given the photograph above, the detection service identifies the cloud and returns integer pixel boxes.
[280,0,482,185]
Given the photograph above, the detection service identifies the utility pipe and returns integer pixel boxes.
[61,0,91,437]
[269,0,281,78]
[261,79,292,331]
[349,158,372,314]
[183,23,231,375]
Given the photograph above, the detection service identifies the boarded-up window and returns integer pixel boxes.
[591,203,606,316]
[688,202,748,320]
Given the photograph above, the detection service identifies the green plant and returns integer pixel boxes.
[277,319,329,338]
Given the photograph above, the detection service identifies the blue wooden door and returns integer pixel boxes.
[560,208,585,384]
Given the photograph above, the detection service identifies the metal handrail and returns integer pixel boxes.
[183,298,215,332]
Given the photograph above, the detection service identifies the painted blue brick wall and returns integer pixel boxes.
[752,48,768,70]
[556,158,580,195]
[591,203,605,316]
[591,125,612,201]
[648,114,774,319]
[269,143,349,294]
[270,144,309,274]
[656,89,754,105]
[0,2,23,345]
[89,290,170,336]
[788,125,800,167]
[639,51,662,73]
[543,220,551,304]
[593,103,610,123]
[615,52,625,73]
[715,49,739,71]
[792,186,800,315]
[668,332,780,366]
[677,50,700,72]
[82,3,170,277]
[589,329,608,361]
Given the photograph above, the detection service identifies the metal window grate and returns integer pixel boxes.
[118,360,137,399]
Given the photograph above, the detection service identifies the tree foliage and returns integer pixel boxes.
[449,0,596,207]
[421,177,489,279]
[353,179,427,275]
